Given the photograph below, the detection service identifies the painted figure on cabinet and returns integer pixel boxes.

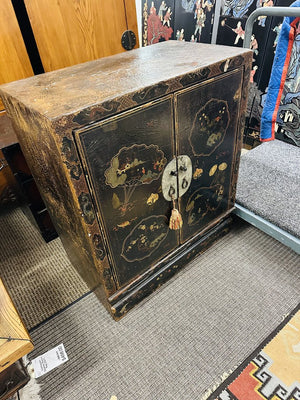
[105,144,166,214]
[189,99,230,157]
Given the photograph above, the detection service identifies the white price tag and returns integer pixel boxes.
[32,343,69,378]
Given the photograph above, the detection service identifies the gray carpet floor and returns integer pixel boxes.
[0,207,89,329]
[24,219,300,400]
[236,140,300,238]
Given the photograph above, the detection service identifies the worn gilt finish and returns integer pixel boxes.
[0,42,252,319]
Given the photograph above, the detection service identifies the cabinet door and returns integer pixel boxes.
[75,97,178,288]
[175,69,243,242]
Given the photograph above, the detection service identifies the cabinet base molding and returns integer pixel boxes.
[109,215,233,319]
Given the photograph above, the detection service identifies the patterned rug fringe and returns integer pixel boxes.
[200,365,240,400]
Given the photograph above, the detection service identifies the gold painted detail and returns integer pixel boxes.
[113,218,137,231]
[189,99,230,157]
[193,168,203,180]
[219,162,227,171]
[105,144,166,188]
[143,1,148,47]
[121,215,169,262]
[185,184,224,225]
[147,193,159,205]
[112,193,121,209]
[209,162,227,177]
[209,164,218,176]
[105,144,166,214]
[209,162,228,187]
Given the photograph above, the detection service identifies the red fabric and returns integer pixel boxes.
[228,363,263,400]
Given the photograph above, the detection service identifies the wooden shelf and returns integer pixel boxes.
[0,278,33,373]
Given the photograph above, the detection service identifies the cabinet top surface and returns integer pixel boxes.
[0,41,251,120]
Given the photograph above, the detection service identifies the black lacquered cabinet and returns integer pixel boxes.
[75,67,244,288]
[0,42,252,319]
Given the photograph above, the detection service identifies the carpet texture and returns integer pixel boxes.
[25,221,300,400]
[0,207,89,329]
[236,140,300,238]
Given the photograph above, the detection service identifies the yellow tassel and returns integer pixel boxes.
[169,200,183,230]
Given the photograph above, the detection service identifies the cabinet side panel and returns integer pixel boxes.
[229,54,252,206]
[1,94,117,302]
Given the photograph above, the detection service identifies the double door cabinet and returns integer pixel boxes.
[0,42,252,319]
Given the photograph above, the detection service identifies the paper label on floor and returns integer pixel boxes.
[32,343,69,378]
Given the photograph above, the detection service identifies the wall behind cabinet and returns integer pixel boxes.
[140,0,296,147]
[0,0,33,111]
[0,0,34,205]
[24,0,139,72]
[0,0,139,210]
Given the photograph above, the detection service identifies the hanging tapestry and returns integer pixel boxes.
[260,0,300,145]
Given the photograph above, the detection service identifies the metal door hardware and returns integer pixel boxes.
[162,157,178,201]
[162,155,192,201]
[121,30,136,50]
[177,155,192,198]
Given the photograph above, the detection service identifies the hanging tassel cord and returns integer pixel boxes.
[169,198,183,230]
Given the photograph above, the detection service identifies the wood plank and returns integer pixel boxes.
[24,0,139,72]
[0,0,33,111]
[125,0,139,45]
[0,279,33,372]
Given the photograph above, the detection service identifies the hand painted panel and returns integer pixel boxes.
[175,69,243,242]
[173,0,215,44]
[75,97,178,288]
[142,0,175,46]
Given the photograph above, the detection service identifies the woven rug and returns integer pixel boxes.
[0,207,89,329]
[211,306,300,399]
